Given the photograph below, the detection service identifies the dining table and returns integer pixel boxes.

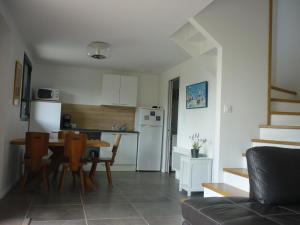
[10,137,111,192]
[10,138,110,148]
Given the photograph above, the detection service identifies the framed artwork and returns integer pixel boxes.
[186,81,208,109]
[20,53,32,121]
[13,61,23,106]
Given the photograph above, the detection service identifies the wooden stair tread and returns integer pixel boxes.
[259,125,300,129]
[272,111,300,116]
[271,86,297,96]
[223,168,249,178]
[271,98,300,103]
[202,183,249,197]
[252,138,300,146]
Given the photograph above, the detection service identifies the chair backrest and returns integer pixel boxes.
[64,133,87,171]
[58,130,75,139]
[25,132,49,171]
[110,134,121,165]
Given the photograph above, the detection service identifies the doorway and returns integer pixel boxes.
[166,77,180,173]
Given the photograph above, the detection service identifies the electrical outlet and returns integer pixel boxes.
[224,105,233,113]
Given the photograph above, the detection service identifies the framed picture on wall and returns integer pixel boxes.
[12,61,23,106]
[186,81,208,109]
[20,53,32,121]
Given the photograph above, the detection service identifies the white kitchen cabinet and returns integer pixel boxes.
[120,75,138,107]
[101,74,121,106]
[100,132,138,171]
[179,156,212,196]
[102,74,138,107]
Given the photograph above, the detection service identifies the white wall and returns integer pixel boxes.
[272,0,300,94]
[0,2,33,198]
[32,63,160,107]
[160,54,217,172]
[194,0,269,180]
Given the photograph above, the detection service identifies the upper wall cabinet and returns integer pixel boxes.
[102,74,138,107]
[120,75,138,107]
[102,74,120,106]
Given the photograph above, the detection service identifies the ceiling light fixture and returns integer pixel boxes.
[87,42,110,60]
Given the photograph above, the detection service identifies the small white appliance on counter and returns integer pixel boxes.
[29,101,62,135]
[135,107,164,171]
[34,88,60,101]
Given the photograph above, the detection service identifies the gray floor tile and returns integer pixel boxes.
[30,220,86,225]
[0,199,29,223]
[0,218,25,225]
[28,205,84,221]
[0,172,194,224]
[82,193,128,204]
[32,193,81,206]
[85,203,140,220]
[125,193,172,203]
[88,218,147,225]
[146,215,183,225]
[133,202,181,220]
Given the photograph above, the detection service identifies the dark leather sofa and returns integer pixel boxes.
[181,147,300,225]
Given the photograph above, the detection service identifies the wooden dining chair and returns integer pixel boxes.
[49,130,75,184]
[58,130,76,139]
[58,133,88,193]
[89,134,121,187]
[21,132,50,192]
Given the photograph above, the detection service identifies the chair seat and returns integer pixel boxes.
[81,156,92,162]
[42,159,51,165]
[89,134,121,188]
[24,158,51,167]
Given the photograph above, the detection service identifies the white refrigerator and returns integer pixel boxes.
[135,107,164,171]
[29,101,62,135]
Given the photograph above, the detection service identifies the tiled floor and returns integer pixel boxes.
[0,172,203,225]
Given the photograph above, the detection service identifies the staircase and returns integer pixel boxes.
[203,85,300,197]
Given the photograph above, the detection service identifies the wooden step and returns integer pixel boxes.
[272,111,300,116]
[271,98,300,104]
[252,139,300,146]
[223,168,249,178]
[271,86,297,96]
[259,125,300,129]
[202,183,249,197]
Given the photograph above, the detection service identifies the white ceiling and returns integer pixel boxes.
[3,0,213,74]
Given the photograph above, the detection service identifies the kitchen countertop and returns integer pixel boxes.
[61,128,139,134]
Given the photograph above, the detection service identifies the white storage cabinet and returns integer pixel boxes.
[179,156,212,196]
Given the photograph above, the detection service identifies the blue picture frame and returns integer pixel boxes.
[186,81,208,109]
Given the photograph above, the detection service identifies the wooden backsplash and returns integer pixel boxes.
[62,104,136,130]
